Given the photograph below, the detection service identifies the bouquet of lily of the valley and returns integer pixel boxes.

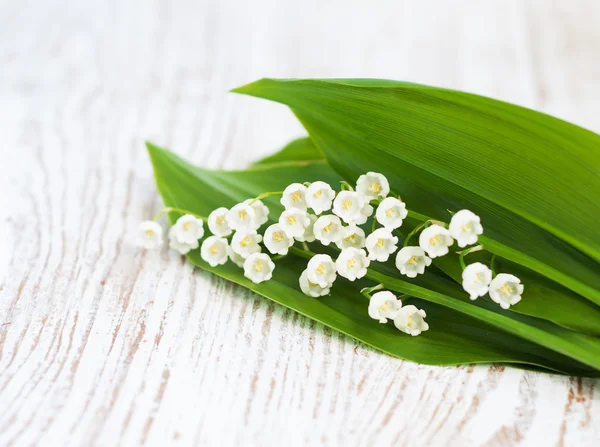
[138,79,600,377]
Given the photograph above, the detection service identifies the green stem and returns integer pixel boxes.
[290,246,316,259]
[459,255,466,271]
[153,207,207,222]
[490,254,497,276]
[272,254,286,261]
[340,181,354,191]
[249,191,283,204]
[458,244,484,271]
[360,283,385,299]
[403,220,431,247]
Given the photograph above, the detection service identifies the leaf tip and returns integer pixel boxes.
[145,140,161,152]
[145,140,170,166]
[230,78,271,95]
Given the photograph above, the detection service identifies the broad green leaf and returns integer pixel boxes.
[232,79,600,308]
[252,136,324,166]
[253,137,600,336]
[146,142,600,376]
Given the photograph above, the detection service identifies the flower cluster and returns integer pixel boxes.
[137,172,525,337]
[368,291,429,336]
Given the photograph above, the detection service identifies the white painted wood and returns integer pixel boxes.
[1,0,599,445]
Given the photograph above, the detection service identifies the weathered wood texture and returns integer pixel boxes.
[1,0,599,445]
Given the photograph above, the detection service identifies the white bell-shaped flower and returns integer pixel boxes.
[243,253,275,284]
[299,269,331,297]
[200,236,229,267]
[395,246,432,278]
[227,203,258,232]
[280,183,308,211]
[336,248,370,281]
[333,191,372,225]
[296,213,317,243]
[264,223,294,255]
[365,228,398,262]
[356,172,390,200]
[227,246,245,267]
[279,208,310,238]
[170,214,205,245]
[336,225,366,250]
[306,254,337,288]
[313,215,343,246]
[462,262,492,300]
[231,231,262,258]
[306,181,335,215]
[168,226,198,254]
[419,224,454,258]
[489,273,524,309]
[208,207,232,237]
[393,305,429,336]
[368,291,402,323]
[355,202,374,225]
[449,209,483,248]
[137,221,164,249]
[375,197,407,230]
[244,199,270,227]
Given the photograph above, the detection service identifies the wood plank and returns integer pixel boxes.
[0,0,598,445]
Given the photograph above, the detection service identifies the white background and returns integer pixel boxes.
[1,0,599,445]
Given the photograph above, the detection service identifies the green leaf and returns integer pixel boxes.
[251,137,600,337]
[146,141,600,376]
[232,79,600,308]
[252,136,324,166]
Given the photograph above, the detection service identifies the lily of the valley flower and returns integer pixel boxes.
[449,209,483,248]
[306,181,336,214]
[227,246,245,267]
[489,273,524,309]
[368,291,402,323]
[306,254,337,288]
[169,227,198,254]
[336,225,366,250]
[171,214,205,244]
[313,215,343,246]
[137,221,164,249]
[358,203,374,225]
[243,253,275,284]
[279,208,311,238]
[299,269,331,297]
[264,223,294,255]
[375,197,408,230]
[393,305,429,336]
[395,246,432,278]
[419,224,454,258]
[200,236,229,267]
[281,183,308,211]
[244,199,270,227]
[462,262,492,300]
[208,207,232,237]
[356,172,390,200]
[227,203,258,232]
[365,228,398,262]
[332,191,373,225]
[296,213,317,243]
[231,231,262,258]
[335,248,370,281]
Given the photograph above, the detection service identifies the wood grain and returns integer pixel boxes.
[1,0,599,445]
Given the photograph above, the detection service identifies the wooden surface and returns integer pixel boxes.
[1,0,599,445]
